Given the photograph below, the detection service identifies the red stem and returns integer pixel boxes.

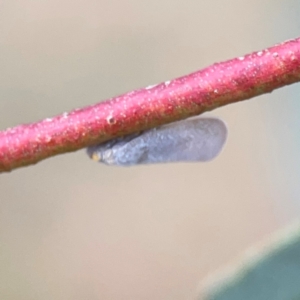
[1,38,300,173]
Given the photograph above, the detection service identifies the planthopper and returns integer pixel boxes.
[86,117,227,166]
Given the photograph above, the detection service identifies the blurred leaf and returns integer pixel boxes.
[200,222,300,300]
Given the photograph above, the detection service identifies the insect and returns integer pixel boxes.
[87,117,227,166]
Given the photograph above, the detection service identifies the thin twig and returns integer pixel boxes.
[1,37,300,173]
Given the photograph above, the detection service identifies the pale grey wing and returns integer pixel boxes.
[87,117,227,166]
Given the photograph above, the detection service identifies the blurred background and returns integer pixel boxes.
[0,1,300,299]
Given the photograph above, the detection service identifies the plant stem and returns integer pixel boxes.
[1,38,300,173]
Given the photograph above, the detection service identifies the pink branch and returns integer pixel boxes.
[1,38,300,173]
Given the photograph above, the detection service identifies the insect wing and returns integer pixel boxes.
[87,117,227,166]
